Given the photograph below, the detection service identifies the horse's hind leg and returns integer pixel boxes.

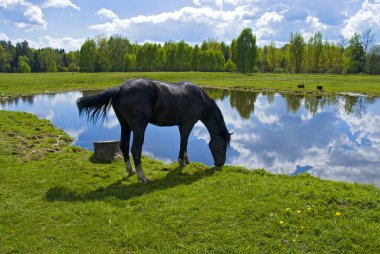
[131,122,150,184]
[113,106,135,177]
[120,125,135,177]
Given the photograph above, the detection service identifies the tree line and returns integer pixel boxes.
[1,28,379,74]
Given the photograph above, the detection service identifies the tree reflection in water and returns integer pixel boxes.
[204,88,376,118]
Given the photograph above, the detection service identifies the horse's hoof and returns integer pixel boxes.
[139,177,151,184]
[127,171,136,177]
[178,159,186,167]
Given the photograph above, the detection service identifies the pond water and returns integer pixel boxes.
[1,89,380,186]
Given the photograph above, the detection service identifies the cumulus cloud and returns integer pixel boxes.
[42,0,80,10]
[85,0,380,44]
[341,0,380,38]
[0,33,9,41]
[0,0,47,30]
[256,11,284,27]
[89,5,258,42]
[26,35,85,51]
[97,8,118,19]
[0,0,80,31]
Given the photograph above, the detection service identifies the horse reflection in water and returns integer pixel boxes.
[77,78,231,184]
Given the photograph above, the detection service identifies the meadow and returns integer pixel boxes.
[1,72,380,253]
[1,72,380,99]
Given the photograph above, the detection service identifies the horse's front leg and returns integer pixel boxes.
[178,123,195,166]
[131,123,150,184]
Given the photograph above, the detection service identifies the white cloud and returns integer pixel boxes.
[306,16,328,31]
[97,8,118,19]
[65,127,86,142]
[341,0,380,38]
[42,0,80,11]
[89,5,258,42]
[0,0,47,30]
[0,33,9,41]
[26,36,85,51]
[256,11,284,27]
[0,0,25,8]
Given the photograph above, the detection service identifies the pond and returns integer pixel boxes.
[1,88,380,187]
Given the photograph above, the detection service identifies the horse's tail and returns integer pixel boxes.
[76,86,120,123]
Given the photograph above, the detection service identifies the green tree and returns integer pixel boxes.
[365,45,380,74]
[288,32,305,73]
[18,56,31,73]
[0,44,8,72]
[68,62,80,72]
[267,41,277,72]
[123,53,136,71]
[191,44,200,71]
[224,59,237,72]
[234,28,257,73]
[344,34,365,73]
[109,36,131,71]
[48,61,57,72]
[80,39,97,72]
[96,37,111,72]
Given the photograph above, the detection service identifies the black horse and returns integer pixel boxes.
[77,78,231,184]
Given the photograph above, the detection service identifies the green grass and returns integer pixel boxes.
[1,72,380,99]
[1,110,380,253]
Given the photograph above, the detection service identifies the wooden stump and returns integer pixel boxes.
[317,85,323,91]
[93,140,122,163]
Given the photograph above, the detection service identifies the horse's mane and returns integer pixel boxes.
[178,81,231,146]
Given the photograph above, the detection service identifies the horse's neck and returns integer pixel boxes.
[201,103,224,137]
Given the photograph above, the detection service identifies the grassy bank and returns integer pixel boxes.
[1,110,379,253]
[1,72,380,99]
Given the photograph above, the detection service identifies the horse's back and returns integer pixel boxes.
[115,79,205,126]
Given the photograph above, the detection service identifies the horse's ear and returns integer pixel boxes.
[229,132,234,136]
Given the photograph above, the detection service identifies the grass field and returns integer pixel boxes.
[1,72,380,99]
[1,73,380,252]
[1,109,380,253]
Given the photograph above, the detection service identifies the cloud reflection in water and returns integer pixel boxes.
[204,88,380,186]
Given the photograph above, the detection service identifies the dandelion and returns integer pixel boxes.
[285,208,291,212]
[307,207,312,212]
[279,221,284,225]
[296,210,301,214]
[300,226,304,229]
[335,211,341,217]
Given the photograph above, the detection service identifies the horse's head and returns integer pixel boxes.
[209,130,231,167]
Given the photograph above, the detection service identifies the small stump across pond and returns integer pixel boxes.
[93,140,122,163]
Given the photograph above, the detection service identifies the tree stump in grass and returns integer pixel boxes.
[317,85,323,91]
[93,140,122,163]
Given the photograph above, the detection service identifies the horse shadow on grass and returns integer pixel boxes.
[45,165,221,202]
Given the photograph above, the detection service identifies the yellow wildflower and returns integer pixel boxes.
[279,221,284,225]
[292,239,297,242]
[335,211,341,217]
[307,207,312,212]
[300,226,304,229]
[296,210,301,214]
[285,208,291,212]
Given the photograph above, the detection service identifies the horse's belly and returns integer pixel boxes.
[149,117,178,126]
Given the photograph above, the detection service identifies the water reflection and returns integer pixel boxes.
[1,89,379,186]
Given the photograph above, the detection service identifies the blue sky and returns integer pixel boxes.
[1,0,379,51]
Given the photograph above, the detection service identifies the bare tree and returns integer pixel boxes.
[361,28,375,53]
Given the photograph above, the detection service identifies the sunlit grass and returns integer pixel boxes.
[1,110,379,253]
